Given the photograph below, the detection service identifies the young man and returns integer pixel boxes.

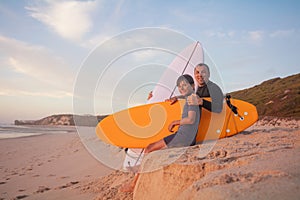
[120,74,200,192]
[187,63,223,113]
[169,63,223,113]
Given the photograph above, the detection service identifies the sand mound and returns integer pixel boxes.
[257,116,300,129]
[80,171,134,200]
[79,121,300,200]
[134,128,300,199]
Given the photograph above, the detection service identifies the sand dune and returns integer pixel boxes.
[134,128,300,199]
[79,120,300,200]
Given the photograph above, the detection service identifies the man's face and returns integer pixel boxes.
[177,81,193,96]
[194,65,210,86]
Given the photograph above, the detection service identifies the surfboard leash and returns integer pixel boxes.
[225,95,241,134]
[125,148,145,173]
[169,41,200,99]
[225,95,244,120]
[134,148,145,166]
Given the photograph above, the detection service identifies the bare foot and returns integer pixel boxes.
[119,183,134,193]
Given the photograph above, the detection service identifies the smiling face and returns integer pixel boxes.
[194,65,210,86]
[177,80,194,97]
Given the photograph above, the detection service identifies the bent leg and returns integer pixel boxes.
[120,140,167,193]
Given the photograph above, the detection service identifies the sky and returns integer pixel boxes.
[0,0,300,123]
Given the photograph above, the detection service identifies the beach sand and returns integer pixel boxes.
[0,119,299,200]
[80,119,300,200]
[0,132,113,200]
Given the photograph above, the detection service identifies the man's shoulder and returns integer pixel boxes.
[207,81,224,97]
[207,81,222,90]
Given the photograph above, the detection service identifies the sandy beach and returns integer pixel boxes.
[0,118,299,200]
[0,131,113,200]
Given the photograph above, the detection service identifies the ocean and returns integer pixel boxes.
[0,124,77,139]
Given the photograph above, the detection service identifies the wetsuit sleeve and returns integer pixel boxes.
[202,99,212,111]
[202,83,224,113]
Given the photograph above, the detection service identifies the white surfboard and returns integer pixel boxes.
[148,41,203,103]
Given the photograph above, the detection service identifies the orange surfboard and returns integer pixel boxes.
[96,97,258,148]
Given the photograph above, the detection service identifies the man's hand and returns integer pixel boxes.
[187,94,203,106]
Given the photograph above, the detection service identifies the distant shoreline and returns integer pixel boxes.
[0,124,77,139]
[14,114,108,127]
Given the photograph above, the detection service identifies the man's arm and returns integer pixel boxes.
[206,83,223,113]
[187,83,224,113]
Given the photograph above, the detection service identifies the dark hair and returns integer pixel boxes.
[196,63,210,74]
[176,74,194,86]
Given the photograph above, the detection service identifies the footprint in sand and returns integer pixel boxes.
[207,150,228,159]
[26,167,33,171]
[10,171,18,176]
[34,186,51,194]
[14,194,29,199]
[59,176,70,179]
[55,181,79,190]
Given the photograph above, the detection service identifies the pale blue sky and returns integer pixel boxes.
[0,0,299,123]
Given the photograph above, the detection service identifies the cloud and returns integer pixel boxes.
[202,29,298,43]
[0,88,72,98]
[247,30,264,42]
[0,35,74,96]
[270,29,295,38]
[202,30,236,39]
[80,33,113,49]
[202,29,265,44]
[79,0,126,49]
[26,0,98,41]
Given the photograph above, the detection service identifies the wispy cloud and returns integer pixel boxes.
[26,0,98,41]
[79,0,126,49]
[247,30,264,42]
[201,29,267,45]
[202,30,236,39]
[0,88,72,98]
[0,35,74,97]
[80,32,113,49]
[270,29,296,38]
